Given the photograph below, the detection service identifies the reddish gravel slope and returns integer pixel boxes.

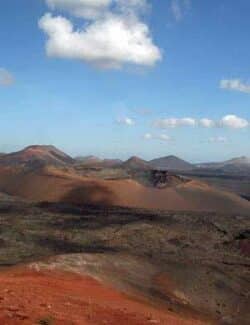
[0,268,206,325]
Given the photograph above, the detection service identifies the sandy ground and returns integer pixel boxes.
[0,166,249,214]
[0,267,206,325]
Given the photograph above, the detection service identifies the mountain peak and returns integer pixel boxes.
[0,145,74,167]
[123,156,150,170]
[150,155,194,170]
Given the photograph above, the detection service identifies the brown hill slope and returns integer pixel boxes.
[0,145,74,167]
[123,156,151,170]
[0,166,249,214]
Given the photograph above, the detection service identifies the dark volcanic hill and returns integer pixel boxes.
[0,145,74,167]
[122,156,151,170]
[150,155,194,170]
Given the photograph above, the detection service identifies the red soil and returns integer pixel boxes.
[0,268,206,325]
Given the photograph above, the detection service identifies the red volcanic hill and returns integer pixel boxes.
[0,145,74,167]
[0,165,249,214]
[123,156,151,170]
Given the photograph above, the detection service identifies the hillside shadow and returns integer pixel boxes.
[37,202,164,231]
[60,183,117,206]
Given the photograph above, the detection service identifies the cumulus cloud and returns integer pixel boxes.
[154,115,249,129]
[153,117,196,128]
[143,133,153,139]
[143,133,172,141]
[0,68,14,86]
[40,0,161,69]
[220,79,250,94]
[170,0,191,22]
[157,134,172,141]
[199,118,215,128]
[209,136,228,143]
[116,117,135,125]
[219,115,249,129]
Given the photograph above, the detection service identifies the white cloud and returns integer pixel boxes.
[170,0,191,22]
[199,118,215,128]
[117,117,135,125]
[209,136,228,143]
[219,115,249,129]
[154,117,196,128]
[0,68,14,87]
[153,115,249,130]
[157,134,171,141]
[143,133,153,139]
[220,79,250,94]
[143,133,172,141]
[199,118,216,128]
[40,0,161,69]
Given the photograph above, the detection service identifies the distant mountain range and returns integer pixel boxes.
[0,145,249,174]
[196,156,250,173]
[75,155,123,168]
[121,155,196,171]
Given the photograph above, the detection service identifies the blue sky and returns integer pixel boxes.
[0,0,250,162]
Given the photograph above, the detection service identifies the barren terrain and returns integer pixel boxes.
[0,147,249,324]
[0,165,249,214]
[0,194,249,324]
